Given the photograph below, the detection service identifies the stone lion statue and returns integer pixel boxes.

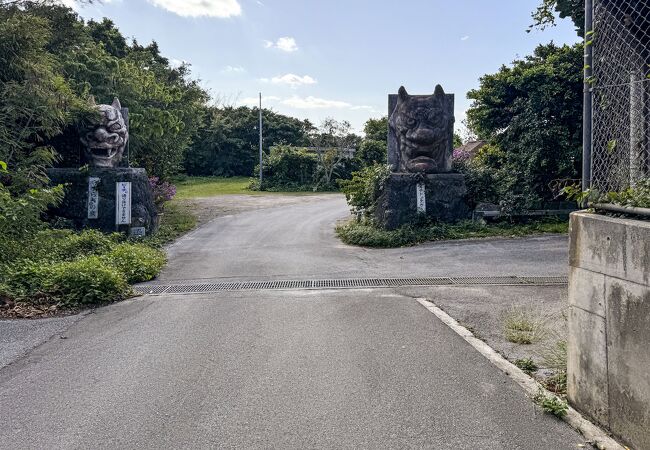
[389,85,453,173]
[81,97,129,168]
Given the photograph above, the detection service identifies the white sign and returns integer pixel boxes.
[130,227,146,238]
[87,177,100,219]
[116,182,132,225]
[416,182,426,213]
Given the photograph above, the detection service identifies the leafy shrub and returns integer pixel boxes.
[356,139,386,166]
[46,257,130,306]
[533,389,569,418]
[5,256,130,306]
[54,229,120,260]
[466,43,583,209]
[453,144,500,209]
[149,176,177,210]
[339,164,391,219]
[0,282,13,305]
[256,145,318,191]
[4,260,53,296]
[0,183,64,262]
[103,243,166,283]
[515,358,538,374]
[564,177,650,210]
[336,218,569,248]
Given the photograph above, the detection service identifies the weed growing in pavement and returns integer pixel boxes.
[515,358,538,374]
[533,389,568,418]
[541,340,568,395]
[503,308,549,344]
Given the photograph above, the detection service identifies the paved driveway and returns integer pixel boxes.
[0,195,582,449]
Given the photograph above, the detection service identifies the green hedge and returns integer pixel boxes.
[103,243,166,283]
[1,228,167,309]
[46,258,130,306]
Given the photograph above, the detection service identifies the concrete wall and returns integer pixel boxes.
[568,212,650,450]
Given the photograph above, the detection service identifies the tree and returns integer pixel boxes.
[531,0,584,36]
[184,106,314,177]
[453,133,463,148]
[0,5,91,194]
[363,117,388,142]
[466,43,583,208]
[310,118,359,189]
[355,117,388,167]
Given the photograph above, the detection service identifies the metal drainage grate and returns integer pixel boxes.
[450,276,522,285]
[519,276,568,285]
[134,275,567,296]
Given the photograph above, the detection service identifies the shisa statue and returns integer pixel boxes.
[81,97,129,168]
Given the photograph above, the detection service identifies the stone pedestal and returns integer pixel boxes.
[48,167,158,235]
[374,173,469,230]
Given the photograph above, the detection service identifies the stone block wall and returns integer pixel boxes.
[568,212,650,450]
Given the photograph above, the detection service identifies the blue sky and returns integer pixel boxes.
[72,0,580,134]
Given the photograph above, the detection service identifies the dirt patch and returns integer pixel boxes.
[177,193,344,227]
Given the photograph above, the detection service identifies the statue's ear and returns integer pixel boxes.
[87,95,97,106]
[433,85,445,97]
[397,86,409,103]
[111,97,122,110]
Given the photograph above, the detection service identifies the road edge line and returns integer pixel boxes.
[414,297,625,450]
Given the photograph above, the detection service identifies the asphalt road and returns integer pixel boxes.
[155,195,568,284]
[0,195,583,449]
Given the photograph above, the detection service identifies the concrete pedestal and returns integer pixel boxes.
[374,173,469,230]
[48,167,158,235]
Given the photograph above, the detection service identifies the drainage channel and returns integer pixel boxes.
[134,275,568,296]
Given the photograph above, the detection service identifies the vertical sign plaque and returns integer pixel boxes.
[116,182,132,225]
[416,182,426,213]
[87,177,100,219]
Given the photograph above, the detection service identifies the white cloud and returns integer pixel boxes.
[461,35,470,41]
[222,65,246,73]
[281,96,352,109]
[147,0,242,18]
[264,36,298,52]
[262,74,317,87]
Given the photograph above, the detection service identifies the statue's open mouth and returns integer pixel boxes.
[402,140,445,173]
[89,146,119,159]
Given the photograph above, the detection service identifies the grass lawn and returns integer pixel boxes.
[173,176,337,199]
[173,176,256,199]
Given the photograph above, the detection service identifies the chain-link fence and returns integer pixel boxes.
[588,0,650,193]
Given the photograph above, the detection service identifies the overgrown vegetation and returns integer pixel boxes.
[253,145,319,191]
[142,201,197,248]
[533,389,569,418]
[336,219,568,248]
[563,178,650,211]
[541,340,568,395]
[515,358,539,375]
[463,43,583,212]
[0,227,167,317]
[503,308,550,345]
[339,163,392,218]
[248,117,387,192]
[184,106,314,177]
